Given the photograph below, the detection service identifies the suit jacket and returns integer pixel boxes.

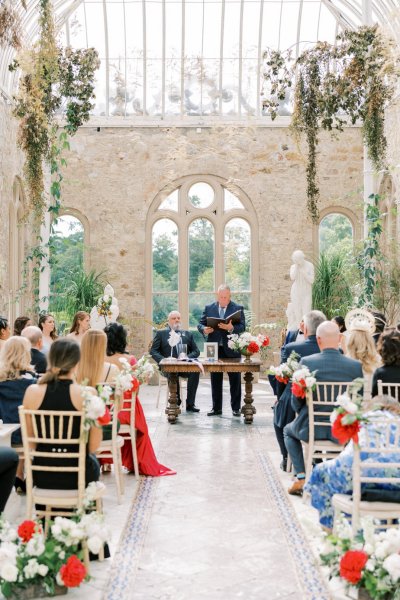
[31,348,47,374]
[150,328,200,364]
[197,300,245,358]
[281,335,320,364]
[290,348,363,442]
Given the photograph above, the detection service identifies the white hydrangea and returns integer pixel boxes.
[0,541,18,565]
[0,524,18,543]
[23,558,40,579]
[87,535,103,555]
[116,373,133,392]
[0,562,18,582]
[336,393,358,414]
[38,564,49,577]
[85,394,106,420]
[305,376,316,388]
[366,558,376,572]
[383,553,400,582]
[25,534,45,557]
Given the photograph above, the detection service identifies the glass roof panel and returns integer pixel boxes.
[0,0,398,118]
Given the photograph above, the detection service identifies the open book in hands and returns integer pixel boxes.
[206,309,242,330]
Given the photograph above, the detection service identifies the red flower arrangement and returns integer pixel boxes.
[339,550,368,584]
[247,341,260,354]
[59,555,87,588]
[332,412,361,445]
[291,381,307,398]
[17,520,39,543]
[97,406,111,426]
[290,367,316,399]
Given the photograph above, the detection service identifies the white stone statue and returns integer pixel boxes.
[90,284,119,330]
[289,250,314,325]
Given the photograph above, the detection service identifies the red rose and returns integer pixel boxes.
[332,413,360,445]
[262,337,270,347]
[247,342,259,354]
[339,550,368,584]
[59,555,87,588]
[17,520,39,542]
[276,376,289,384]
[97,406,111,426]
[291,382,306,399]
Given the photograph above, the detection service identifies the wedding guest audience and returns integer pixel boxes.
[370,310,387,345]
[371,328,400,397]
[0,316,10,349]
[22,338,101,489]
[105,323,176,477]
[66,311,90,345]
[284,321,363,496]
[38,313,57,355]
[21,325,47,375]
[274,310,325,472]
[152,310,201,412]
[13,316,32,336]
[0,447,19,512]
[305,397,400,531]
[76,329,119,386]
[0,336,37,493]
[346,325,380,401]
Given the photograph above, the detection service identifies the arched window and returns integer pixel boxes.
[319,213,353,256]
[148,176,257,349]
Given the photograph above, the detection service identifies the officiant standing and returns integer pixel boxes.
[150,311,201,413]
[198,284,246,417]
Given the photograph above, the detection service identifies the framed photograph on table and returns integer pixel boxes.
[204,342,218,362]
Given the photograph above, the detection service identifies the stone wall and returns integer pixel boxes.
[60,124,363,351]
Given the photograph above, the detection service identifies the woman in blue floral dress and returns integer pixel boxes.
[305,401,400,530]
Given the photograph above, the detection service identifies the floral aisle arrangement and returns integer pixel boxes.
[268,351,300,384]
[320,518,400,600]
[227,332,270,359]
[290,366,317,399]
[330,385,367,445]
[0,511,109,599]
[81,385,112,432]
[116,354,158,394]
[134,354,158,385]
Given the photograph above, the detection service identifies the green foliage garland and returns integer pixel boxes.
[263,26,399,222]
[357,193,383,307]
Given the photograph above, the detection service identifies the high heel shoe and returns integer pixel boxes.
[14,477,26,495]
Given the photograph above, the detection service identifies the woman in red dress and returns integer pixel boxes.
[104,323,176,477]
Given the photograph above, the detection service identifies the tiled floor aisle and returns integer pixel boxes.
[2,377,332,600]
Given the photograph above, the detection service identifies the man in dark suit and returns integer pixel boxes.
[198,284,246,417]
[284,320,363,496]
[150,311,201,412]
[274,310,326,471]
[21,326,47,374]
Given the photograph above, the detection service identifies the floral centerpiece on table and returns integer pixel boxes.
[320,517,400,600]
[330,381,367,445]
[227,332,270,359]
[0,511,109,599]
[268,351,300,384]
[291,365,317,399]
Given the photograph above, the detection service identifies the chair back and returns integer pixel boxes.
[307,382,354,446]
[352,416,400,531]
[377,380,400,402]
[18,405,86,516]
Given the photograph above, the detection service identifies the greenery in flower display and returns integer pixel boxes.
[263,25,399,222]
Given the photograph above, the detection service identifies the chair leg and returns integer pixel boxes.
[113,448,122,504]
[132,431,139,481]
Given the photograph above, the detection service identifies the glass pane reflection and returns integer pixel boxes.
[152,219,178,292]
[189,218,215,292]
[224,218,251,291]
[188,182,215,208]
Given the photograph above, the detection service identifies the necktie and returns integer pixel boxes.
[219,306,225,319]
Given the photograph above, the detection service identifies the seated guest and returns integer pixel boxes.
[22,338,101,489]
[280,318,305,362]
[332,315,348,353]
[284,321,363,496]
[346,324,380,401]
[151,310,200,413]
[0,336,37,493]
[0,447,19,513]
[104,323,176,477]
[13,316,32,336]
[66,311,90,345]
[371,328,400,397]
[274,310,325,472]
[38,313,57,355]
[76,329,119,386]
[0,316,11,349]
[305,397,400,531]
[21,325,47,374]
[370,310,387,345]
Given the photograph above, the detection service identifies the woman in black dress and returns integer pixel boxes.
[371,328,400,398]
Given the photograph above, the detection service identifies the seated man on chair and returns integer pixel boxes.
[150,311,201,413]
[284,320,363,496]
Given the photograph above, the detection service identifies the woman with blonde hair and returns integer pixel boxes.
[346,326,380,400]
[66,311,90,345]
[76,330,119,386]
[0,336,37,493]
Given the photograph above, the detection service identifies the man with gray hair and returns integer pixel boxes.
[283,320,363,496]
[21,325,47,374]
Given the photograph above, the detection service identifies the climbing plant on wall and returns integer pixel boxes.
[356,193,383,307]
[263,25,399,222]
[0,0,26,49]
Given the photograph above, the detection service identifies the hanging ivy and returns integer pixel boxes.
[0,0,26,49]
[262,25,399,222]
[356,193,383,307]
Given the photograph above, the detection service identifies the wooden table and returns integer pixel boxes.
[0,423,21,447]
[159,358,261,424]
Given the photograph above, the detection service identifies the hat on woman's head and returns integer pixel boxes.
[345,308,376,334]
